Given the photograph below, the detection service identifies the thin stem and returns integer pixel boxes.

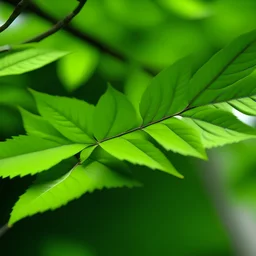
[23,0,87,43]
[4,0,156,75]
[0,0,31,33]
[97,106,193,144]
[0,224,10,238]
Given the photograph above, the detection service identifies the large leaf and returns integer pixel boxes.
[144,117,207,159]
[0,136,86,178]
[8,159,141,225]
[0,45,68,77]
[140,57,191,125]
[229,96,256,116]
[30,90,95,144]
[100,135,183,178]
[188,29,256,106]
[93,85,139,141]
[20,108,70,144]
[182,107,256,148]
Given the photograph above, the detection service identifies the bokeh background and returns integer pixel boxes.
[0,0,256,255]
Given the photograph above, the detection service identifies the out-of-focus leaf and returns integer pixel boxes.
[57,46,99,92]
[0,45,68,76]
[159,0,212,20]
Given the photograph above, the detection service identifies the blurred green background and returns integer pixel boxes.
[0,0,256,255]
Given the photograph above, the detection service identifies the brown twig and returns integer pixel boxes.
[23,0,87,43]
[0,0,31,33]
[4,0,156,75]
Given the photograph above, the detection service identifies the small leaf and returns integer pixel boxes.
[93,85,139,141]
[9,159,141,225]
[144,117,207,159]
[0,45,68,77]
[100,135,183,178]
[20,108,70,144]
[188,29,256,106]
[182,107,256,148]
[30,90,95,144]
[0,136,86,178]
[140,57,191,125]
[57,46,99,92]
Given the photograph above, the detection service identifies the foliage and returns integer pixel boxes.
[0,28,255,227]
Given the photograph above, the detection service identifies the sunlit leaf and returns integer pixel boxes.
[30,90,95,144]
[0,45,68,76]
[100,135,183,178]
[0,136,86,178]
[144,117,207,159]
[9,159,141,225]
[93,85,139,141]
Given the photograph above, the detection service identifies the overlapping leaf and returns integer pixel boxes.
[182,107,256,148]
[144,117,207,159]
[1,29,256,227]
[187,29,256,106]
[9,158,140,225]
[31,90,95,144]
[93,85,139,141]
[100,134,183,178]
[0,136,86,178]
[0,45,68,76]
[229,96,256,116]
[140,57,191,125]
[20,108,70,144]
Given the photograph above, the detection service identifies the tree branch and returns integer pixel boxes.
[23,0,87,43]
[3,0,156,75]
[0,0,31,33]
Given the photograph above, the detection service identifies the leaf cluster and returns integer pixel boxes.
[0,29,256,226]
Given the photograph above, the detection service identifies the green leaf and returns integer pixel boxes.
[229,96,256,116]
[140,57,191,125]
[0,45,68,77]
[182,107,256,148]
[80,145,97,163]
[57,47,99,92]
[9,159,141,225]
[188,29,256,106]
[20,108,70,144]
[144,117,207,159]
[100,135,183,178]
[0,136,86,178]
[93,85,139,141]
[30,90,95,144]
